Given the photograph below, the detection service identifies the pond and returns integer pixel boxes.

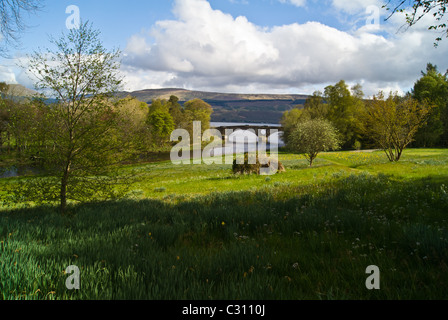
[0,165,42,179]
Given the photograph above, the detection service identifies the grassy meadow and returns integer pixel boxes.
[0,148,447,300]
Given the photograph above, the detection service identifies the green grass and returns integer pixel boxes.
[0,149,448,300]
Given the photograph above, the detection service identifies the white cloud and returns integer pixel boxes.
[122,0,448,96]
[0,65,17,84]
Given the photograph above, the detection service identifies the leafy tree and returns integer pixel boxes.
[324,80,365,149]
[167,95,184,128]
[364,91,434,162]
[148,98,168,114]
[0,82,8,95]
[384,0,448,46]
[146,98,175,148]
[412,63,448,147]
[3,99,37,152]
[0,83,9,147]
[115,96,150,154]
[23,22,134,212]
[280,107,304,146]
[289,118,341,167]
[183,98,213,136]
[302,91,329,120]
[147,109,175,148]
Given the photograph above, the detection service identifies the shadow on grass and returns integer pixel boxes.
[1,173,448,299]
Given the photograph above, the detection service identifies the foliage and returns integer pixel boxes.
[182,98,213,136]
[281,82,366,151]
[22,22,135,212]
[289,119,341,166]
[280,91,330,147]
[384,0,448,46]
[324,80,365,149]
[280,108,303,146]
[114,96,150,155]
[302,90,329,120]
[364,91,434,162]
[167,95,184,128]
[412,63,448,147]
[147,110,175,147]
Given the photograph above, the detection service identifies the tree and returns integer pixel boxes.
[23,22,132,212]
[302,91,328,120]
[167,95,184,128]
[412,63,448,147]
[280,107,304,146]
[148,98,168,114]
[384,0,448,46]
[324,80,364,149]
[289,119,341,167]
[0,0,42,56]
[114,96,150,154]
[147,109,175,148]
[0,83,9,147]
[280,91,329,147]
[182,98,213,137]
[364,92,434,162]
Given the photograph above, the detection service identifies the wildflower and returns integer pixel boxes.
[221,221,226,226]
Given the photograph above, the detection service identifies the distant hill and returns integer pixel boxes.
[4,84,38,98]
[120,88,309,102]
[121,88,309,124]
[3,85,308,124]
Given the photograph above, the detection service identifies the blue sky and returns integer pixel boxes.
[7,0,350,51]
[1,0,448,96]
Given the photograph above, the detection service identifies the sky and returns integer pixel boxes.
[1,0,448,97]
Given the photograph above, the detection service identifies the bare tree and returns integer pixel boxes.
[0,0,43,55]
[384,0,448,46]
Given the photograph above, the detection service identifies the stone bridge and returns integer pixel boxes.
[210,124,284,141]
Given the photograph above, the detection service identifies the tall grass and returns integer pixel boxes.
[1,149,447,299]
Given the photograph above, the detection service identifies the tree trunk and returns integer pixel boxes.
[60,161,71,213]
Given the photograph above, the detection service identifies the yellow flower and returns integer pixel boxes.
[221,221,226,226]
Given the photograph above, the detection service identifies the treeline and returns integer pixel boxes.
[281,63,448,150]
[0,87,213,157]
